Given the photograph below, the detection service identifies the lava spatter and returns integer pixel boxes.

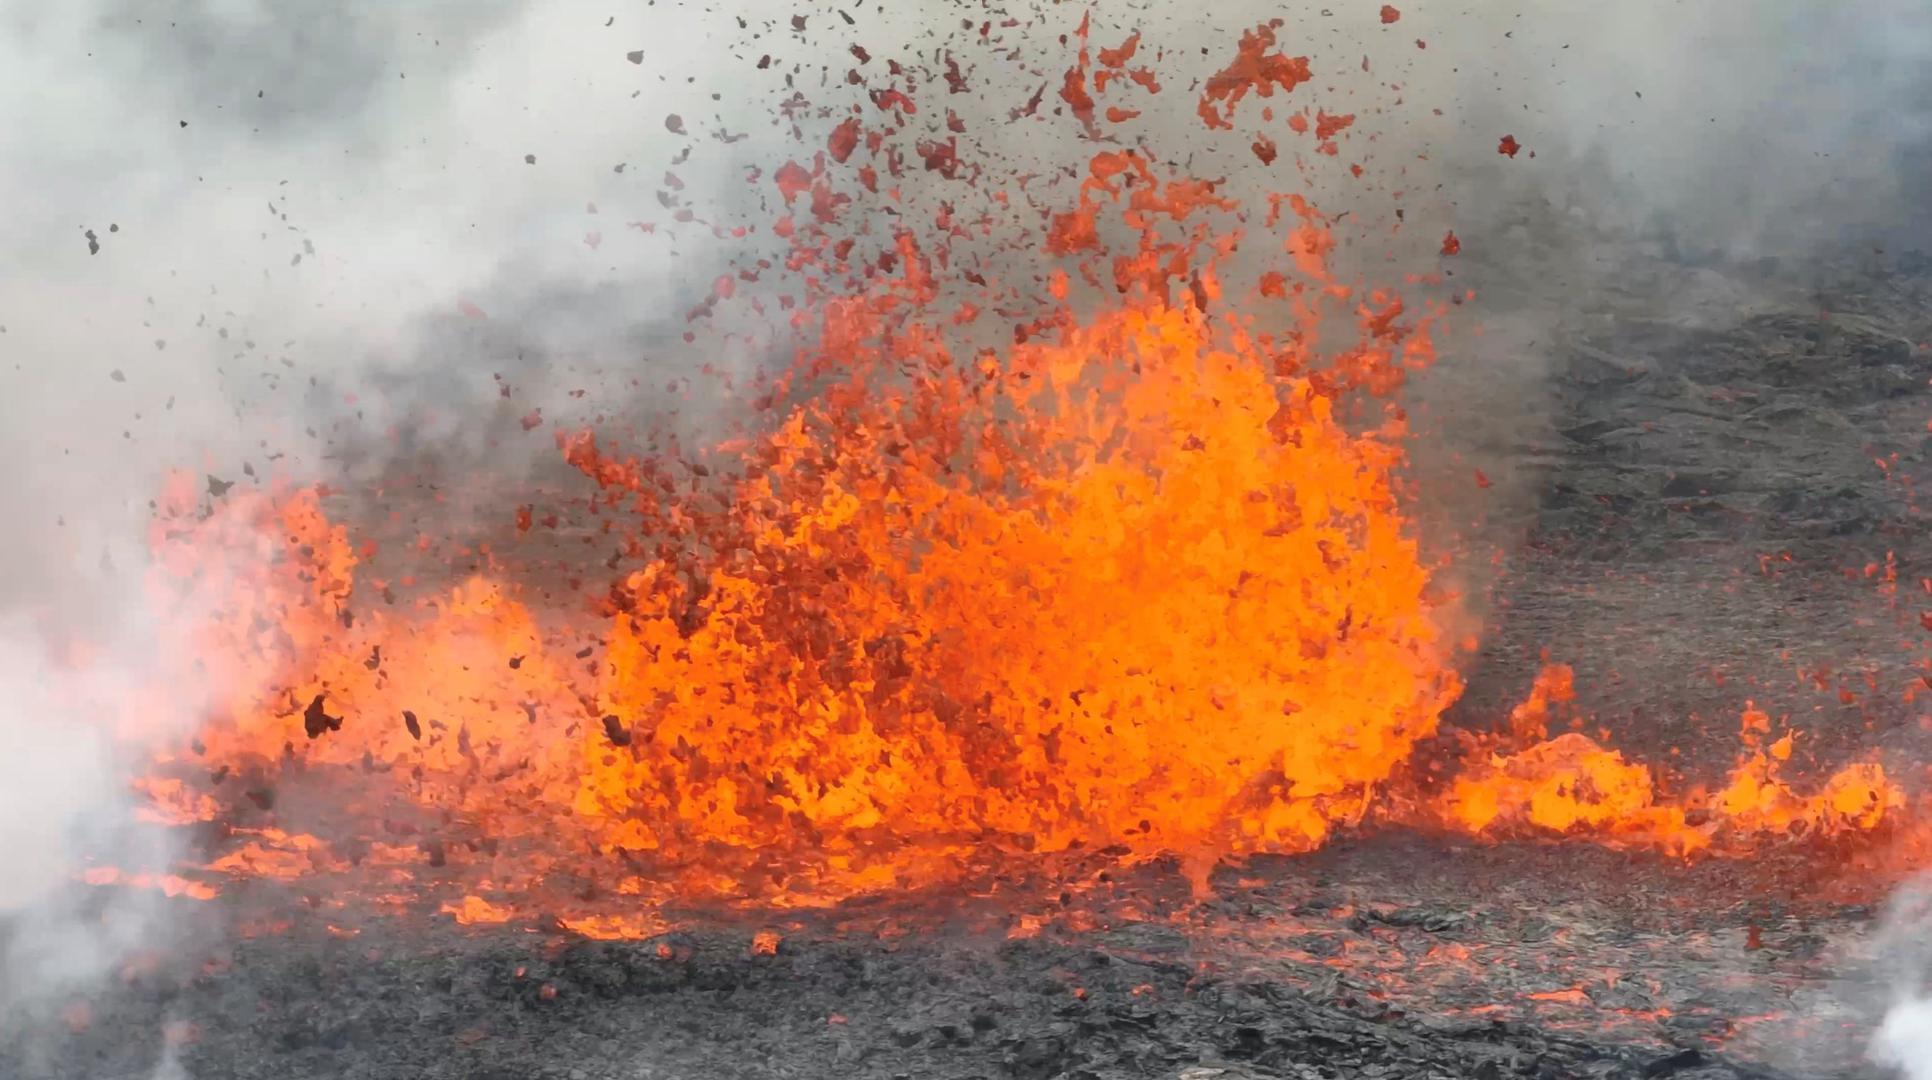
[103,13,1908,935]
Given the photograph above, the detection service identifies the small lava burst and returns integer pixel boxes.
[1434,667,1900,855]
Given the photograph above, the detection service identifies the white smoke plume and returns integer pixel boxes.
[0,614,157,987]
[0,0,764,1053]
[1872,878,1932,1078]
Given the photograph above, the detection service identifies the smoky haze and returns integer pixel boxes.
[0,0,1926,1067]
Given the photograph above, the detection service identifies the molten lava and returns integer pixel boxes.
[1439,666,1898,856]
[100,15,1905,932]
[574,297,1457,894]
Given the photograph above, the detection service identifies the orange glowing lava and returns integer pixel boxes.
[95,16,1907,932]
[1438,666,1899,855]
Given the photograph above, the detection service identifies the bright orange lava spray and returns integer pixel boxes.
[105,17,1901,933]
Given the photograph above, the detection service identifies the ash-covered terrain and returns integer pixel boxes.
[1450,251,1932,778]
[0,842,1869,1080]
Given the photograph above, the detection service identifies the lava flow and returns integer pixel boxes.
[100,14,1905,935]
